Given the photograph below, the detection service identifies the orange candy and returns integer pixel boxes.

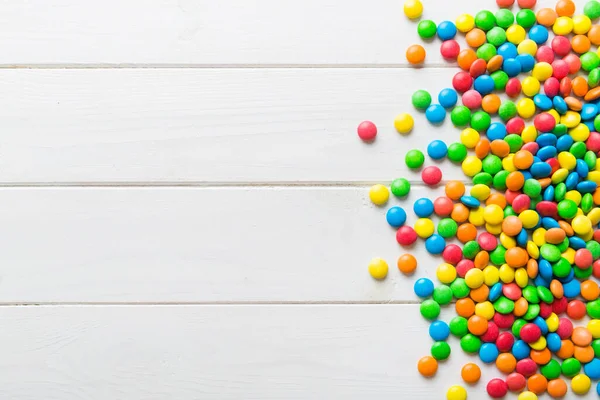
[487,55,504,72]
[572,76,589,97]
[537,8,558,26]
[545,228,566,244]
[513,150,534,170]
[556,0,576,16]
[581,280,600,301]
[456,298,476,318]
[490,139,510,157]
[527,259,539,279]
[482,94,501,114]
[461,363,481,384]
[556,339,574,359]
[406,45,426,64]
[547,379,568,397]
[457,49,477,71]
[572,35,591,54]
[474,251,490,269]
[397,254,417,274]
[417,356,438,377]
[574,345,595,363]
[530,348,552,365]
[558,220,574,236]
[457,223,478,243]
[452,203,470,223]
[468,315,488,336]
[446,181,466,200]
[594,187,600,205]
[466,29,486,47]
[527,374,548,395]
[470,285,489,303]
[550,279,564,298]
[514,297,529,317]
[572,327,593,347]
[475,138,490,159]
[486,193,507,209]
[496,353,517,374]
[506,171,525,191]
[589,25,600,46]
[505,247,529,267]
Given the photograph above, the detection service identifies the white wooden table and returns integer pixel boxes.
[0,0,595,398]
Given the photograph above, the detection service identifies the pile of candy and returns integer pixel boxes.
[359,0,600,398]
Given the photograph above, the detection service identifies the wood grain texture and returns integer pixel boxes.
[0,186,453,303]
[0,305,531,400]
[0,68,473,184]
[0,0,559,66]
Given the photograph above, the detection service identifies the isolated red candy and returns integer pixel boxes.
[547,158,560,174]
[502,283,522,301]
[487,378,509,398]
[564,54,582,74]
[422,166,442,185]
[470,59,488,78]
[521,142,539,155]
[506,372,527,392]
[497,0,515,6]
[560,77,572,97]
[567,300,587,320]
[520,323,542,343]
[357,121,377,141]
[505,189,520,205]
[518,0,536,8]
[506,117,525,134]
[515,358,537,377]
[540,302,553,318]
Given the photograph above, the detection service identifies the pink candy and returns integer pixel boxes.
[421,166,442,185]
[462,90,483,109]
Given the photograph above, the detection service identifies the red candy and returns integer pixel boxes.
[517,0,536,7]
[470,59,488,78]
[487,378,509,398]
[587,132,600,153]
[575,249,593,268]
[520,323,542,343]
[443,244,463,265]
[503,283,522,301]
[453,71,474,92]
[552,60,569,80]
[421,166,442,185]
[496,0,515,6]
[505,78,522,98]
[560,77,572,97]
[594,259,600,279]
[557,317,574,339]
[506,372,527,392]
[462,90,483,109]
[553,297,568,315]
[481,321,500,343]
[506,117,525,134]
[534,112,556,132]
[357,121,377,141]
[552,36,571,57]
[434,196,454,216]
[547,158,560,174]
[564,54,582,74]
[544,77,560,97]
[515,358,537,377]
[396,226,417,246]
[478,232,498,251]
[494,315,516,331]
[536,46,555,64]
[536,201,558,217]
[567,300,587,320]
[512,194,531,213]
[456,259,475,278]
[440,40,460,59]
[521,142,539,155]
[540,302,553,318]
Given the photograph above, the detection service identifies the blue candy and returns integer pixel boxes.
[516,54,535,72]
[521,171,533,181]
[556,134,574,151]
[566,172,580,190]
[569,236,587,249]
[582,103,599,120]
[536,133,557,147]
[553,96,568,114]
[414,198,434,217]
[584,359,600,380]
[516,229,528,247]
[487,122,507,141]
[547,333,562,352]
[563,279,581,298]
[425,234,446,254]
[528,25,549,44]
[437,21,457,40]
[474,75,495,95]
[497,43,518,59]
[438,88,458,108]
[503,58,522,77]
[426,104,446,124]
[427,140,448,160]
[542,217,560,229]
[489,283,503,302]
[577,181,597,193]
[537,146,557,161]
[577,159,590,178]
[414,278,434,298]
[512,340,530,360]
[533,94,553,110]
[539,259,553,281]
[429,320,450,341]
[460,195,480,208]
[530,162,552,178]
[543,185,555,201]
[479,343,499,364]
[386,206,406,228]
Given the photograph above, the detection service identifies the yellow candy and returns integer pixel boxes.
[521,77,540,97]
[558,151,577,170]
[546,313,559,332]
[460,128,480,148]
[456,14,475,33]
[502,154,517,172]
[517,392,538,400]
[551,168,569,184]
[588,171,600,183]
[415,218,435,238]
[471,184,490,201]
[403,0,423,19]
[575,208,584,218]
[369,184,389,206]
[526,241,540,259]
[570,123,590,142]
[517,98,536,119]
[468,207,485,226]
[485,223,502,235]
[547,109,560,123]
[521,125,538,143]
[500,232,516,249]
[515,268,528,288]
[517,39,538,56]
[483,266,500,286]
[562,248,576,264]
[499,264,515,283]
[368,258,388,280]
[588,208,600,225]
[483,204,503,225]
[565,190,582,205]
[465,268,484,289]
[581,229,594,241]
[571,374,591,395]
[561,111,582,128]
[462,156,482,177]
[532,228,547,247]
[530,336,547,351]
[573,15,592,35]
[531,62,553,81]
[553,16,574,35]
[446,385,467,400]
[437,263,457,284]
[519,210,540,229]
[394,113,414,134]
[572,215,592,235]
[475,301,495,320]
[588,320,600,339]
[507,25,527,45]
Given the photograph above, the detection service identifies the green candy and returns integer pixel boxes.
[405,149,425,169]
[516,9,536,28]
[581,51,600,72]
[582,193,594,214]
[471,110,491,131]
[460,333,482,353]
[504,134,523,153]
[585,151,597,170]
[588,300,600,319]
[540,244,561,262]
[587,241,600,259]
[463,241,480,259]
[498,101,517,121]
[447,143,468,162]
[541,359,561,380]
[493,170,510,191]
[438,218,458,238]
[554,183,567,202]
[450,316,469,337]
[431,341,451,361]
[522,286,540,304]
[595,115,600,133]
[553,123,568,136]
[557,237,569,252]
[450,278,470,299]
[420,299,441,320]
[589,68,600,88]
[491,70,509,91]
[495,9,514,29]
[523,303,540,320]
[504,206,516,217]
[537,286,553,304]
[417,20,437,39]
[552,257,572,278]
[557,199,578,219]
[575,266,593,279]
[494,296,515,314]
[391,178,411,197]
[512,319,527,338]
[482,154,502,175]
[475,10,496,31]
[490,245,506,265]
[451,106,472,127]
[412,90,432,110]
[476,44,497,62]
[433,285,453,305]
[571,142,587,159]
[561,358,581,378]
[472,172,493,186]
[585,0,600,19]
[523,179,541,197]
[486,27,506,47]
[593,339,600,357]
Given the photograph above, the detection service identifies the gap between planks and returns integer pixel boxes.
[0,64,463,69]
[0,301,421,306]
[0,181,471,188]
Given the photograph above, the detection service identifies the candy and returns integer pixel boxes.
[422,166,442,185]
[417,356,438,377]
[412,90,432,110]
[405,149,425,169]
[368,258,388,280]
[406,44,426,64]
[417,20,437,39]
[486,378,508,398]
[357,121,377,141]
[403,0,423,19]
[446,385,467,400]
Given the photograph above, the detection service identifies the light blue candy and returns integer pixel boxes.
[429,320,450,341]
[426,104,446,124]
[386,206,407,228]
[479,343,499,364]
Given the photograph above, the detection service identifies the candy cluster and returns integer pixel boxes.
[360,0,600,398]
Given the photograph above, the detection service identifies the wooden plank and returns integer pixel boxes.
[0,305,509,400]
[0,68,474,184]
[0,0,560,66]
[0,186,452,303]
